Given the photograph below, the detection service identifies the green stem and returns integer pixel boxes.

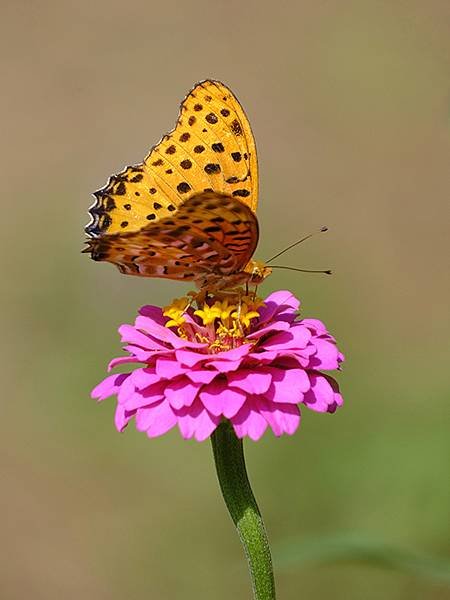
[211,421,276,600]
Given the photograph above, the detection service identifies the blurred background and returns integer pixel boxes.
[1,1,449,598]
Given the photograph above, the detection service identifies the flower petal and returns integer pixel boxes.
[165,376,201,409]
[247,320,291,340]
[185,369,218,384]
[301,318,328,335]
[131,368,161,390]
[208,359,244,373]
[213,344,253,361]
[175,400,220,441]
[227,370,272,395]
[264,367,310,403]
[118,324,156,349]
[114,405,135,432]
[248,349,280,364]
[123,344,164,360]
[302,373,335,412]
[138,304,167,325]
[256,397,301,436]
[322,374,344,412]
[200,379,246,418]
[175,349,208,367]
[124,380,166,410]
[107,356,141,371]
[135,316,204,349]
[231,399,269,441]
[309,338,340,369]
[257,291,300,324]
[91,373,129,401]
[262,326,311,350]
[155,357,189,378]
[117,374,137,405]
[135,400,177,437]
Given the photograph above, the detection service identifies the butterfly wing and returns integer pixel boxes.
[85,192,259,282]
[85,80,258,241]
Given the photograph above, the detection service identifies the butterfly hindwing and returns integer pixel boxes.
[86,192,259,282]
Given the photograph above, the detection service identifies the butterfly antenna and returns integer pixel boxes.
[271,266,332,275]
[266,226,328,264]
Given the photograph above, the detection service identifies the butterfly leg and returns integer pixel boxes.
[183,291,199,313]
[191,288,209,307]
[235,290,246,338]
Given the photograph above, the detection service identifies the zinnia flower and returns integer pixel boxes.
[91,290,344,441]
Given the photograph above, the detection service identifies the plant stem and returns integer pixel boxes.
[211,421,276,600]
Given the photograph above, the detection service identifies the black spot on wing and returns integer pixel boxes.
[232,189,251,198]
[204,163,221,175]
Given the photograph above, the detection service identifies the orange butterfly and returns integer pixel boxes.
[84,80,271,292]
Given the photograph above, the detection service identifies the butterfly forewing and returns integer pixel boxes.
[86,80,258,237]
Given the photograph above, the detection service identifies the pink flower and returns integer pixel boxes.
[91,291,344,441]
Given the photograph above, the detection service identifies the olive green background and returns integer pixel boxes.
[2,1,449,599]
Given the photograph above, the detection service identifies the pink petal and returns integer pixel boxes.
[256,397,301,436]
[135,316,204,349]
[175,349,207,367]
[200,379,246,418]
[175,400,220,441]
[227,370,272,395]
[271,355,311,369]
[123,344,165,359]
[107,356,141,371]
[155,357,189,378]
[248,350,280,364]
[123,380,166,410]
[258,291,300,324]
[117,374,137,405]
[114,405,135,432]
[302,373,335,412]
[247,320,291,340]
[135,400,177,437]
[129,368,160,389]
[262,327,311,351]
[231,400,268,441]
[91,373,129,401]
[138,304,167,325]
[208,359,244,373]
[118,324,155,349]
[322,374,344,411]
[213,345,253,361]
[147,402,178,437]
[193,410,221,441]
[275,349,316,369]
[301,318,328,335]
[309,338,340,369]
[194,415,221,441]
[165,376,201,409]
[264,367,310,403]
[185,369,218,384]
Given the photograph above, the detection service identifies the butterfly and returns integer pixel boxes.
[84,80,271,292]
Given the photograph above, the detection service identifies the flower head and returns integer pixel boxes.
[91,291,344,441]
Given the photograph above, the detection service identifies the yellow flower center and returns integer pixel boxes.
[163,291,264,351]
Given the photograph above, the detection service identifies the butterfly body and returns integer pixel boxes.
[85,80,269,292]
